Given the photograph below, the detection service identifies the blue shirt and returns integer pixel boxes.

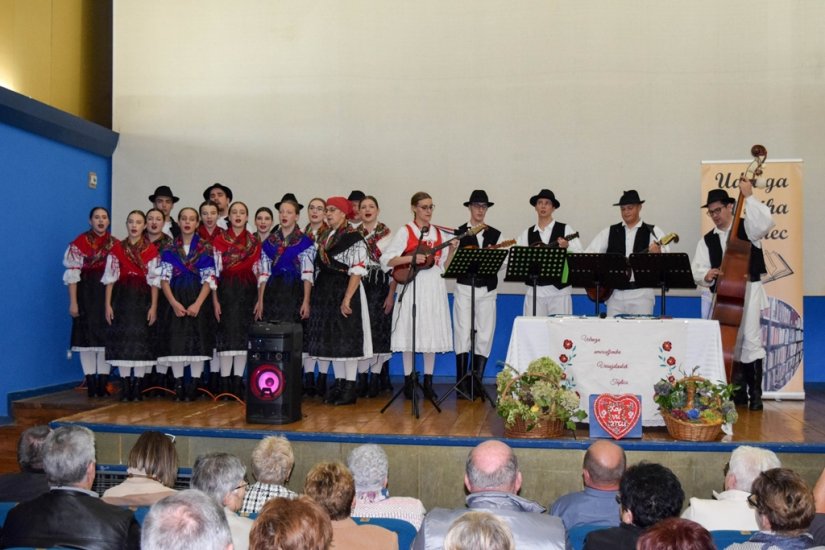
[549,486,620,530]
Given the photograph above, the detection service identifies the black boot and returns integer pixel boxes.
[231,375,245,399]
[208,372,221,395]
[748,359,764,411]
[165,370,176,397]
[379,360,393,392]
[85,374,96,398]
[316,373,328,398]
[218,376,232,401]
[134,376,146,401]
[174,377,186,401]
[470,355,489,400]
[325,378,345,404]
[423,374,437,400]
[403,374,414,400]
[184,380,197,402]
[455,353,470,400]
[96,374,110,397]
[303,372,317,397]
[120,377,132,402]
[367,372,380,398]
[334,380,358,406]
[730,362,748,405]
[355,373,368,398]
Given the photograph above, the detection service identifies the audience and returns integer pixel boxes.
[636,517,715,550]
[0,425,141,550]
[726,467,818,549]
[550,440,625,530]
[443,510,515,550]
[250,495,333,550]
[102,430,179,506]
[304,460,399,550]
[0,425,51,502]
[681,445,781,531]
[347,443,427,529]
[583,462,684,550]
[240,435,298,514]
[412,439,565,550]
[142,489,232,550]
[191,452,254,550]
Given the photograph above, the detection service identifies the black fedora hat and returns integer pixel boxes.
[275,193,304,211]
[463,189,494,207]
[203,182,233,202]
[530,189,560,208]
[613,190,645,206]
[347,190,366,201]
[701,189,736,208]
[148,185,179,203]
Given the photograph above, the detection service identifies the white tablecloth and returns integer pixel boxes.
[504,317,726,426]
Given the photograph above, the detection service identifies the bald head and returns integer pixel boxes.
[465,440,522,494]
[583,441,626,490]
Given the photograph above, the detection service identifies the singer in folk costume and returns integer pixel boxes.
[381,192,453,401]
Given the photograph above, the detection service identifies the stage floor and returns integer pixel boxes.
[36,381,825,452]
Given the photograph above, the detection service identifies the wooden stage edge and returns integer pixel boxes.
[24,381,825,454]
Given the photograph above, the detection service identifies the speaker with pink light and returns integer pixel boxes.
[245,322,303,424]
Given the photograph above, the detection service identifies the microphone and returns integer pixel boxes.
[420,225,430,235]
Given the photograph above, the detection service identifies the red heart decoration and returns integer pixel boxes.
[594,394,641,440]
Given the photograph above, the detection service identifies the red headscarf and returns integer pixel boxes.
[326,196,353,220]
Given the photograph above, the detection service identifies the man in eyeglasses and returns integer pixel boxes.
[681,445,780,532]
[691,181,775,411]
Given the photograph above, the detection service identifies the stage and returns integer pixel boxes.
[15,381,824,511]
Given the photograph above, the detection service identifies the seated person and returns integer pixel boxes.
[636,517,714,550]
[347,443,426,529]
[583,462,684,550]
[304,461,399,550]
[191,452,254,550]
[0,425,140,550]
[727,468,818,549]
[681,445,780,531]
[249,495,333,550]
[102,430,179,506]
[0,425,51,502]
[550,440,625,530]
[413,440,565,550]
[443,511,515,550]
[142,489,232,550]
[810,464,825,546]
[240,435,298,514]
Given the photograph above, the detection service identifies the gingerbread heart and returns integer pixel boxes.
[594,394,641,440]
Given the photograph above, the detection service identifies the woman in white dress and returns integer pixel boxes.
[381,192,452,400]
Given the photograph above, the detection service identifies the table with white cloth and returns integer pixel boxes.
[504,316,727,426]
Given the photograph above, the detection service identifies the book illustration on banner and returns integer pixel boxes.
[760,297,804,391]
[761,249,794,284]
[589,394,642,440]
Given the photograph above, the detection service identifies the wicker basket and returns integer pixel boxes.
[660,375,724,442]
[504,415,565,439]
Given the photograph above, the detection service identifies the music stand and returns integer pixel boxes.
[629,253,697,317]
[567,253,630,316]
[504,246,568,315]
[438,247,509,406]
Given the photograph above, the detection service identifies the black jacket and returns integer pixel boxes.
[0,488,140,550]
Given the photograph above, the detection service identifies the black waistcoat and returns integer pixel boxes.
[456,223,502,291]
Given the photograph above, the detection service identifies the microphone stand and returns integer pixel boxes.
[381,226,441,417]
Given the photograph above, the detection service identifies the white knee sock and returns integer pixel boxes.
[357,359,372,374]
[344,360,358,381]
[79,351,96,375]
[119,367,134,378]
[331,361,346,379]
[190,361,204,378]
[402,352,413,376]
[170,361,186,378]
[133,366,146,378]
[232,353,246,376]
[219,355,233,377]
[423,352,435,375]
[96,350,110,375]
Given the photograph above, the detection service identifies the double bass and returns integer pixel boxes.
[710,144,767,382]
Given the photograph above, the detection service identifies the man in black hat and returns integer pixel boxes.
[203,183,233,229]
[586,189,670,316]
[149,185,181,238]
[348,190,366,226]
[515,189,583,316]
[691,180,774,410]
[452,190,502,398]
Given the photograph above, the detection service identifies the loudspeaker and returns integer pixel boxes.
[245,321,303,424]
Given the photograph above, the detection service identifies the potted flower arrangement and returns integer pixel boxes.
[496,356,587,438]
[653,367,738,441]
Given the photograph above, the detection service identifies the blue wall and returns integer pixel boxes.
[0,121,111,418]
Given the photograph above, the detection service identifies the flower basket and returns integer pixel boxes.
[504,415,564,439]
[654,373,736,442]
[496,357,587,439]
